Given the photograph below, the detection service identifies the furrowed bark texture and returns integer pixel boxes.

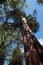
[21,17,43,65]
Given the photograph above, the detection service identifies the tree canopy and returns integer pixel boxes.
[0,0,40,33]
[9,47,23,65]
[0,0,43,65]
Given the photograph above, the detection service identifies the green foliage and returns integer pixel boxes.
[9,47,23,65]
[37,0,43,4]
[0,44,6,65]
[9,9,40,33]
[26,14,40,33]
[0,0,39,33]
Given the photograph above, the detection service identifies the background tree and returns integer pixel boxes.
[9,47,23,65]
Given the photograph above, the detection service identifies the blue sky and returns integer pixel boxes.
[3,0,43,65]
[24,0,43,39]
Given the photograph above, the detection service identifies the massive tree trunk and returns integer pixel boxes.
[21,16,43,65]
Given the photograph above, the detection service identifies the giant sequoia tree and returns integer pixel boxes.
[0,0,43,65]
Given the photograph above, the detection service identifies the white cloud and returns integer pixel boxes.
[38,39,43,46]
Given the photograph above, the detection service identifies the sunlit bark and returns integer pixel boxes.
[21,16,43,65]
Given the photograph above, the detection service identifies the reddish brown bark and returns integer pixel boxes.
[21,17,43,65]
